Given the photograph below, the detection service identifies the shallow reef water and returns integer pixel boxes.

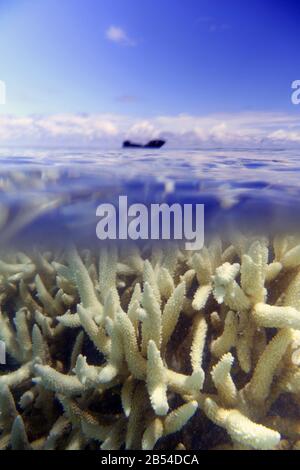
[0,146,300,246]
[1,147,300,450]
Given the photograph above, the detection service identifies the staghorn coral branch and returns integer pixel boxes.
[190,314,207,374]
[97,317,124,383]
[211,353,238,408]
[0,306,22,362]
[32,324,50,364]
[158,267,175,300]
[142,417,164,450]
[44,416,71,450]
[141,282,162,354]
[236,316,256,373]
[192,284,212,311]
[253,303,300,330]
[281,244,300,268]
[143,260,161,305]
[14,308,32,362]
[161,281,185,350]
[77,305,110,355]
[211,310,238,358]
[11,416,31,450]
[35,274,63,317]
[146,340,169,416]
[116,310,147,380]
[246,328,293,406]
[98,246,119,304]
[67,246,103,318]
[34,364,86,396]
[80,419,113,444]
[166,369,204,395]
[127,283,142,332]
[125,384,147,450]
[203,398,280,450]
[121,375,136,417]
[241,246,267,304]
[74,355,102,387]
[0,362,33,388]
[0,385,18,431]
[164,401,198,437]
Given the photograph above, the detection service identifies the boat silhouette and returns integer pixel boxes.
[123,139,166,149]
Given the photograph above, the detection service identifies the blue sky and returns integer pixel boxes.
[0,0,299,146]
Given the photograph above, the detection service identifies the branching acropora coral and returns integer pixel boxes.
[1,235,300,450]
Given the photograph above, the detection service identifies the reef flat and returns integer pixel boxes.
[1,236,300,450]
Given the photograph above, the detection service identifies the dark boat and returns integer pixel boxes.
[123,139,166,149]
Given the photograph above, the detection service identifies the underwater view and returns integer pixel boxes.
[1,147,300,451]
[2,147,300,246]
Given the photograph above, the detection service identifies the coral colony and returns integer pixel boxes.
[2,235,300,450]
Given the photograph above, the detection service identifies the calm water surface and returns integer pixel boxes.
[0,147,299,245]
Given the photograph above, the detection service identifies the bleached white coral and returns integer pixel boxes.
[203,398,280,450]
[1,235,300,450]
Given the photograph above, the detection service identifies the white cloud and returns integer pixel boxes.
[268,129,300,143]
[0,111,300,148]
[105,25,136,46]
